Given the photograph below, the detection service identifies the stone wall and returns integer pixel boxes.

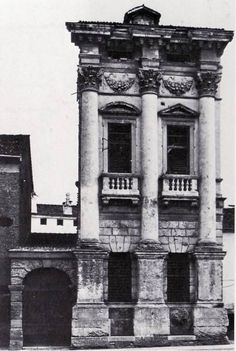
[0,171,21,347]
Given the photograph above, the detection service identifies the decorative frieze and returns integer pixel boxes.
[77,66,103,93]
[163,76,193,96]
[138,69,162,94]
[196,71,221,97]
[104,73,135,93]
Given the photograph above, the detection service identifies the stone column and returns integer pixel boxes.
[77,66,102,244]
[138,69,161,243]
[196,71,221,244]
[9,284,23,350]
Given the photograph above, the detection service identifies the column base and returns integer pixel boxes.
[136,239,164,251]
[71,304,109,348]
[134,304,170,337]
[193,306,228,342]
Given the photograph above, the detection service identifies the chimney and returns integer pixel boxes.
[63,193,73,215]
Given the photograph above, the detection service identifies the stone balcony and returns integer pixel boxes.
[101,173,140,205]
[160,174,199,206]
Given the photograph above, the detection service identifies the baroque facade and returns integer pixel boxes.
[2,5,234,349]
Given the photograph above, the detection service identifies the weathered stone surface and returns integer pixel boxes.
[135,253,166,302]
[194,307,228,327]
[134,306,169,336]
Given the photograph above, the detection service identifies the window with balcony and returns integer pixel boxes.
[99,102,141,205]
[159,104,199,202]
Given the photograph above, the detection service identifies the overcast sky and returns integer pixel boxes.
[0,0,235,206]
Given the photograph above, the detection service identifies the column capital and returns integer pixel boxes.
[77,66,103,93]
[196,71,221,98]
[138,69,162,94]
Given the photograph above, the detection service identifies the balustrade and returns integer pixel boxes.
[101,174,140,204]
[162,175,199,197]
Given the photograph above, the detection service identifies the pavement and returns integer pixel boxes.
[0,344,233,351]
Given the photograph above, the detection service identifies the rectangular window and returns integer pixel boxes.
[108,253,132,302]
[167,253,190,302]
[108,123,132,173]
[40,218,47,225]
[57,219,63,226]
[167,126,190,174]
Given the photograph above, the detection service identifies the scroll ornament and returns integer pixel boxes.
[104,73,135,93]
[163,76,193,96]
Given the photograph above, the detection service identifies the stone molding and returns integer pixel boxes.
[196,71,221,97]
[77,66,103,93]
[138,69,162,94]
[163,76,193,96]
[104,73,135,93]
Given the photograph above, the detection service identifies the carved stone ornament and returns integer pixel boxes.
[163,76,193,96]
[77,66,103,93]
[138,69,162,94]
[196,71,221,97]
[104,73,135,93]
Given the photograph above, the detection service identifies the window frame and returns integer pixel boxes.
[101,117,138,174]
[162,117,198,175]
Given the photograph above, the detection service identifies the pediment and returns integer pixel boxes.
[158,104,199,118]
[99,102,140,116]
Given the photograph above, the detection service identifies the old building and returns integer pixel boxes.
[4,4,234,349]
[0,135,33,347]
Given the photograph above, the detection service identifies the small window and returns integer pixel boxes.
[167,253,190,302]
[108,253,132,302]
[57,219,63,226]
[73,219,78,227]
[108,123,132,173]
[40,218,47,225]
[167,126,190,174]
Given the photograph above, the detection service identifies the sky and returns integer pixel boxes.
[0,0,235,206]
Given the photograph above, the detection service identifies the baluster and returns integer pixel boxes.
[169,178,173,191]
[121,177,125,189]
[110,178,115,189]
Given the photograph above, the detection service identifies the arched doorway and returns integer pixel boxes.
[23,268,72,346]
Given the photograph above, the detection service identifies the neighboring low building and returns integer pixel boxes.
[0,135,33,347]
[31,194,77,234]
[223,207,235,340]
